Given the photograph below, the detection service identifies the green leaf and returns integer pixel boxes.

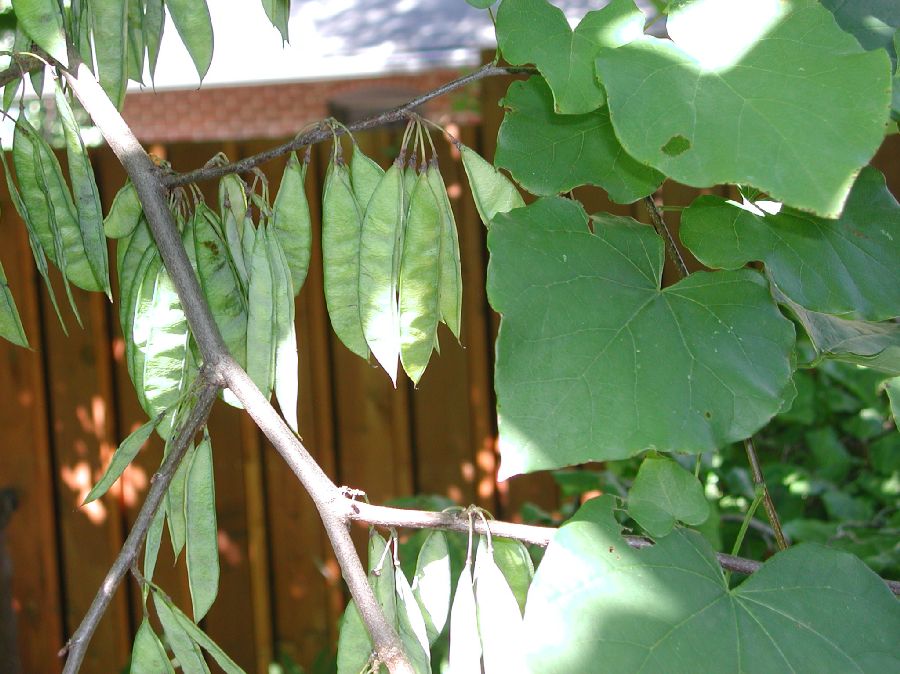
[412,530,451,644]
[681,167,900,321]
[172,603,246,674]
[104,181,143,239]
[272,152,312,295]
[448,560,481,672]
[262,0,290,43]
[186,430,219,622]
[495,0,644,114]
[368,531,397,627]
[595,0,892,217]
[474,538,527,674]
[0,258,28,348]
[91,0,128,108]
[55,83,111,297]
[886,376,900,425]
[495,76,664,203]
[523,496,900,673]
[488,198,796,478]
[153,593,210,674]
[773,284,900,375]
[164,0,214,80]
[806,426,854,482]
[130,619,175,674]
[84,415,160,504]
[11,0,68,66]
[626,455,709,537]
[487,537,533,615]
[821,0,899,67]
[466,0,496,8]
[459,144,524,228]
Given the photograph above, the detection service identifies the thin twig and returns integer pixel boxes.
[0,53,44,89]
[744,438,789,550]
[346,501,900,595]
[164,64,535,188]
[643,195,689,278]
[58,377,219,672]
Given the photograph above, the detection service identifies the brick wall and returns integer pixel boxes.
[121,69,467,143]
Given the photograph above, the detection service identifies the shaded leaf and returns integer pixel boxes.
[12,0,68,65]
[496,76,663,203]
[0,258,28,348]
[681,167,900,321]
[154,593,210,674]
[488,198,796,478]
[130,619,175,674]
[459,144,523,228]
[626,455,710,537]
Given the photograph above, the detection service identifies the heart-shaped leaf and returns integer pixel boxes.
[626,455,709,537]
[495,76,663,203]
[524,496,900,674]
[595,0,892,216]
[496,0,644,114]
[681,167,900,321]
[488,197,795,478]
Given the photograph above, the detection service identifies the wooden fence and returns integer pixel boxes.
[1,69,898,673]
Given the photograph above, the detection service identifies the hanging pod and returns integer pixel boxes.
[104,181,143,239]
[322,156,369,359]
[474,536,527,674]
[185,430,219,622]
[272,151,312,294]
[246,223,276,399]
[350,141,385,211]
[426,159,463,341]
[399,170,442,385]
[266,229,300,433]
[359,159,405,383]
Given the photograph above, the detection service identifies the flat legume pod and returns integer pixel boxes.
[153,593,208,673]
[104,181,143,239]
[322,160,369,359]
[399,173,442,385]
[272,152,312,294]
[11,0,68,65]
[130,620,174,674]
[91,0,128,107]
[246,224,276,399]
[267,232,299,432]
[359,161,405,382]
[427,161,463,340]
[0,258,28,348]
[350,142,384,211]
[164,0,214,80]
[186,431,219,621]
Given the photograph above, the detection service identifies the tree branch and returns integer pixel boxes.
[0,54,44,89]
[345,501,900,595]
[62,62,414,674]
[743,437,789,550]
[643,195,689,278]
[59,376,219,673]
[164,64,534,188]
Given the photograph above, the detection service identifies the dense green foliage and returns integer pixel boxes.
[1,0,898,672]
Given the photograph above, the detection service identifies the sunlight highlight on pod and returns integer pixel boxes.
[667,0,790,71]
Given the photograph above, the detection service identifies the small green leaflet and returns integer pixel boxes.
[130,619,175,674]
[596,0,892,217]
[165,0,215,80]
[84,415,161,504]
[186,431,219,621]
[626,455,710,538]
[523,496,900,673]
[495,76,663,203]
[459,144,524,228]
[11,0,68,66]
[488,198,796,478]
[680,167,900,321]
[495,0,644,114]
[0,258,28,348]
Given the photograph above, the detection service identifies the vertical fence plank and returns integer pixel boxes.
[0,192,65,673]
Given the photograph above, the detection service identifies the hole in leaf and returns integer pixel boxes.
[662,135,691,156]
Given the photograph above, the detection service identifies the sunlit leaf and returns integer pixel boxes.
[130,619,175,674]
[448,560,481,672]
[488,198,796,478]
[474,538,527,673]
[84,415,160,504]
[12,0,68,66]
[496,0,644,114]
[595,0,892,216]
[412,530,451,643]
